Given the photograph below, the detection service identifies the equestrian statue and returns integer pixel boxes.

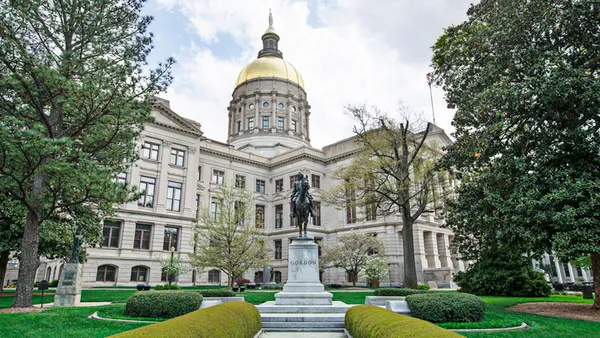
[290,172,317,238]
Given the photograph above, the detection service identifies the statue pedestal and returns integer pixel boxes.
[275,237,332,305]
[53,263,83,306]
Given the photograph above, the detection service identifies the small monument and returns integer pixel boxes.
[53,262,83,306]
[274,172,332,305]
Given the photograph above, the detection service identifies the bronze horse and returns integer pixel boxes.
[294,178,311,237]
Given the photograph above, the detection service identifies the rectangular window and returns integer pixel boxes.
[346,186,356,224]
[315,238,323,257]
[290,176,295,190]
[248,117,255,129]
[235,174,246,189]
[134,224,151,249]
[197,166,202,181]
[170,148,185,166]
[138,176,156,208]
[142,141,159,160]
[256,179,265,193]
[290,202,296,227]
[117,172,127,184]
[234,201,245,226]
[313,201,321,226]
[196,194,201,216]
[274,240,282,260]
[102,221,121,248]
[255,205,265,228]
[275,204,283,229]
[292,120,297,132]
[275,179,283,193]
[277,117,284,129]
[311,174,320,189]
[262,116,269,129]
[163,227,179,251]
[237,121,241,132]
[166,181,182,211]
[212,169,224,185]
[366,203,377,221]
[210,197,221,222]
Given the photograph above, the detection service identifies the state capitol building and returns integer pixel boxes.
[27,15,467,288]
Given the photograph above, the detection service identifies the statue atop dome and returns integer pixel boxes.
[259,10,282,59]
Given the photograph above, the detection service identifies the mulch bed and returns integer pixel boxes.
[0,307,47,314]
[507,302,600,322]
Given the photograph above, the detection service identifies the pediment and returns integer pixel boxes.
[253,194,270,203]
[196,182,206,191]
[150,102,203,137]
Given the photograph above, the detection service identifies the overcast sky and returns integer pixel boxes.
[144,0,476,149]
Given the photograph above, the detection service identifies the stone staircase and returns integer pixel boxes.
[257,301,352,332]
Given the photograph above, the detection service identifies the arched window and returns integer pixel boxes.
[131,266,148,282]
[208,269,220,283]
[96,265,117,282]
[46,267,52,281]
[274,271,282,284]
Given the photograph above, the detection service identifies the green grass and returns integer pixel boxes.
[80,289,137,303]
[332,290,374,304]
[236,291,276,304]
[97,304,165,322]
[0,294,56,309]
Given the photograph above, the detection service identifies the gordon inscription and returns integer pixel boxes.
[290,260,317,265]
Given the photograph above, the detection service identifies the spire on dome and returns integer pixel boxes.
[258,9,283,59]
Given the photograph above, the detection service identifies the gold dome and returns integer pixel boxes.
[235,56,305,89]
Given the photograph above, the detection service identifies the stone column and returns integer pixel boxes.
[567,263,576,283]
[298,105,304,137]
[305,110,310,140]
[286,98,292,133]
[241,101,247,131]
[437,233,452,268]
[413,228,427,280]
[552,255,563,283]
[424,231,441,269]
[156,140,171,213]
[121,220,137,250]
[254,95,260,133]
[271,92,277,132]
[152,223,166,252]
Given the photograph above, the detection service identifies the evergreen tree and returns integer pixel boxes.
[0,0,173,307]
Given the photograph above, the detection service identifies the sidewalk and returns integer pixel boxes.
[33,301,111,308]
[260,333,346,338]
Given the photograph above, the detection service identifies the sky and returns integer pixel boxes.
[143,0,477,149]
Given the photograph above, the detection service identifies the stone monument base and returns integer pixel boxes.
[53,263,83,306]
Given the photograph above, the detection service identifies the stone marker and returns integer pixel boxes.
[53,263,83,306]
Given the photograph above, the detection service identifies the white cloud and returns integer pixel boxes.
[152,0,474,148]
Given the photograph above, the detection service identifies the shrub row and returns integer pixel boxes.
[155,283,181,290]
[406,292,485,323]
[125,291,203,318]
[345,305,463,338]
[196,289,237,298]
[111,302,262,338]
[374,288,426,297]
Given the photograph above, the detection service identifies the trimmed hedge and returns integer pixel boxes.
[406,292,485,323]
[345,305,463,338]
[125,291,203,318]
[197,289,236,297]
[374,288,426,296]
[111,302,261,338]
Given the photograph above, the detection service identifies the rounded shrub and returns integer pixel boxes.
[418,283,431,291]
[125,291,203,318]
[345,305,463,338]
[49,280,59,287]
[374,288,426,297]
[406,292,485,323]
[197,289,236,297]
[111,302,261,338]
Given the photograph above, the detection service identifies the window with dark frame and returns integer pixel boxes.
[274,271,282,283]
[237,120,241,132]
[292,120,297,132]
[234,201,245,226]
[142,141,159,161]
[163,227,179,251]
[134,224,151,249]
[166,181,182,211]
[289,176,295,190]
[96,265,116,282]
[197,166,202,181]
[235,174,246,189]
[212,169,224,185]
[274,239,282,259]
[170,148,185,166]
[138,176,156,208]
[275,179,283,193]
[312,201,321,226]
[208,269,220,283]
[248,117,255,129]
[366,203,377,221]
[346,185,357,224]
[210,197,221,222]
[256,179,265,193]
[311,174,320,189]
[102,221,121,248]
[130,266,148,282]
[262,116,269,129]
[255,205,265,228]
[275,204,283,228]
[277,117,284,129]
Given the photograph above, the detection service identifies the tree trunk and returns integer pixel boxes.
[13,209,41,307]
[352,270,357,287]
[403,213,418,289]
[592,252,600,310]
[0,251,10,293]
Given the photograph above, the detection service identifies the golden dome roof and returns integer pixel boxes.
[234,56,305,89]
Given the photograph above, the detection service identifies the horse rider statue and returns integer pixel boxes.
[290,172,317,218]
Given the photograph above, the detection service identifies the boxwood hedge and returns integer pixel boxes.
[373,288,426,297]
[125,291,203,318]
[406,292,485,323]
[196,289,237,297]
[345,305,463,338]
[111,302,261,338]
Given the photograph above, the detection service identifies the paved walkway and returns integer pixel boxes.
[260,333,346,338]
[33,301,111,308]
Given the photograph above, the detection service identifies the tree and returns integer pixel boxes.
[190,184,271,289]
[323,104,450,288]
[320,231,385,287]
[158,248,188,287]
[0,0,173,307]
[363,255,390,287]
[432,0,600,308]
